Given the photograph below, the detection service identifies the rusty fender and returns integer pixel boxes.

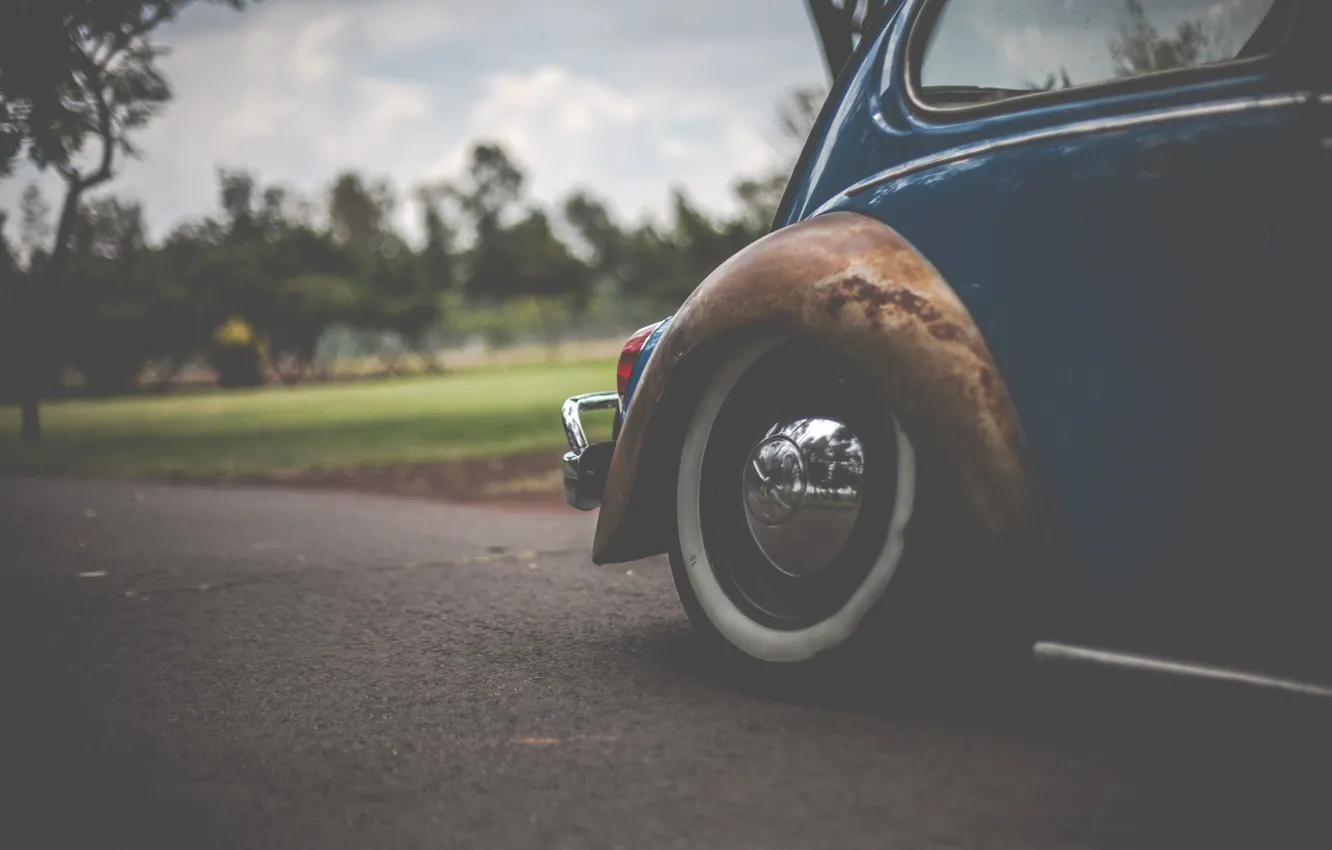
[596,211,1057,664]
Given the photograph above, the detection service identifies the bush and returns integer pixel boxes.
[211,317,267,388]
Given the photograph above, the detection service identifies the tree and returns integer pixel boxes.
[71,193,147,259]
[467,208,591,306]
[596,77,835,308]
[1110,0,1225,77]
[489,210,591,356]
[1026,68,1074,92]
[270,273,357,381]
[450,142,531,302]
[60,194,163,394]
[730,84,827,232]
[328,171,448,372]
[416,182,457,290]
[444,142,526,311]
[217,167,258,241]
[1,0,247,439]
[0,212,16,274]
[454,142,524,233]
[611,189,756,308]
[0,211,21,402]
[562,190,625,284]
[805,0,889,81]
[329,171,395,258]
[774,84,826,158]
[18,184,52,265]
[205,169,360,381]
[394,182,459,368]
[256,221,357,381]
[443,143,597,329]
[733,171,790,232]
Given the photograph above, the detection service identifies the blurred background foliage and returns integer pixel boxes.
[0,0,841,407]
[0,0,848,471]
[0,118,818,402]
[0,0,1228,478]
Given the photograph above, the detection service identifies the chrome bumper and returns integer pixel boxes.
[561,391,619,511]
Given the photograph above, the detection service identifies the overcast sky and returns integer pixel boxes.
[1,0,827,244]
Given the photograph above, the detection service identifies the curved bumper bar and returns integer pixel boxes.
[561,391,620,511]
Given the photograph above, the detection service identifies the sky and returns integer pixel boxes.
[0,0,828,245]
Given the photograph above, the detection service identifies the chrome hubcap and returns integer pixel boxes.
[741,416,864,577]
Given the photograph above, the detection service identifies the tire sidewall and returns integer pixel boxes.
[673,334,918,665]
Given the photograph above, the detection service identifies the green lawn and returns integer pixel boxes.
[0,357,618,477]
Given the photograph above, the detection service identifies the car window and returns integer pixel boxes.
[912,0,1290,109]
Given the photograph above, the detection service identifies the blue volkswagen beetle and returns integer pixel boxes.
[561,0,1329,693]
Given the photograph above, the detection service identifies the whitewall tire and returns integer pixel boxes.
[671,334,918,665]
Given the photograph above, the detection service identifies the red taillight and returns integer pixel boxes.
[617,323,658,400]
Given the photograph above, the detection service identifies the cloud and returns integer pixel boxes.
[0,0,823,244]
[356,1,457,53]
[422,65,781,230]
[290,14,346,85]
[460,67,646,163]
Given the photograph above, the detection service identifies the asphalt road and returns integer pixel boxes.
[2,478,1330,850]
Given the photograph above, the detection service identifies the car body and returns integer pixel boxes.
[562,0,1330,691]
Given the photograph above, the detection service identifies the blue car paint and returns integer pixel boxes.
[776,0,1318,627]
[624,317,672,412]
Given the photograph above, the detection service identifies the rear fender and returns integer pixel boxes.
[595,211,1057,659]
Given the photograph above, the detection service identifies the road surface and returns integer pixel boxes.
[2,478,1329,849]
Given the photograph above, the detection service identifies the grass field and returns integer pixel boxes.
[0,356,618,477]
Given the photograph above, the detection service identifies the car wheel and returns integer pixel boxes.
[669,333,953,675]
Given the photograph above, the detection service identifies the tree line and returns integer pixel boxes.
[0,136,800,396]
[2,0,838,439]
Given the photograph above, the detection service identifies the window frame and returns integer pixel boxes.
[900,0,1301,120]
